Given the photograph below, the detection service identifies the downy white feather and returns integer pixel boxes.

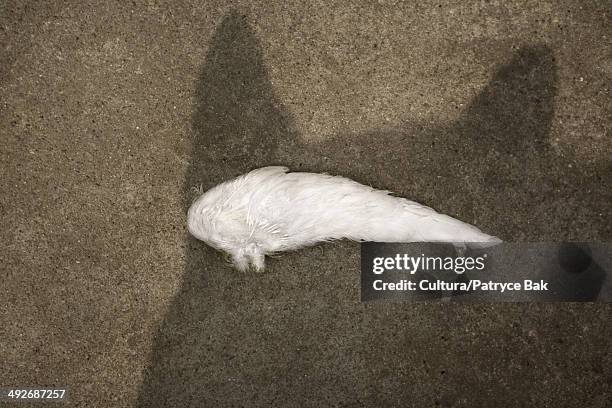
[187,166,502,271]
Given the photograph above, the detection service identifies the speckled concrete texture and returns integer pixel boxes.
[1,1,610,407]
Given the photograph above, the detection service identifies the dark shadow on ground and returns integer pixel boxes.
[300,45,610,240]
[136,11,301,406]
[137,10,610,407]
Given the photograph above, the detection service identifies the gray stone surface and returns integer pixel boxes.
[1,1,610,407]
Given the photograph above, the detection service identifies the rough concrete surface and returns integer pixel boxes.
[1,0,611,407]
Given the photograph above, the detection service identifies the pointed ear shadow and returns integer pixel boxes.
[187,10,298,205]
[457,45,558,156]
[301,45,560,228]
[137,11,299,407]
[299,47,558,216]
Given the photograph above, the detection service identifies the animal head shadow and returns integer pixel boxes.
[187,9,298,202]
[137,10,609,407]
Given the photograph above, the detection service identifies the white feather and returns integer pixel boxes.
[187,166,502,271]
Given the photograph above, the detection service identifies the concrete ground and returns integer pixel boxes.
[1,1,610,407]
